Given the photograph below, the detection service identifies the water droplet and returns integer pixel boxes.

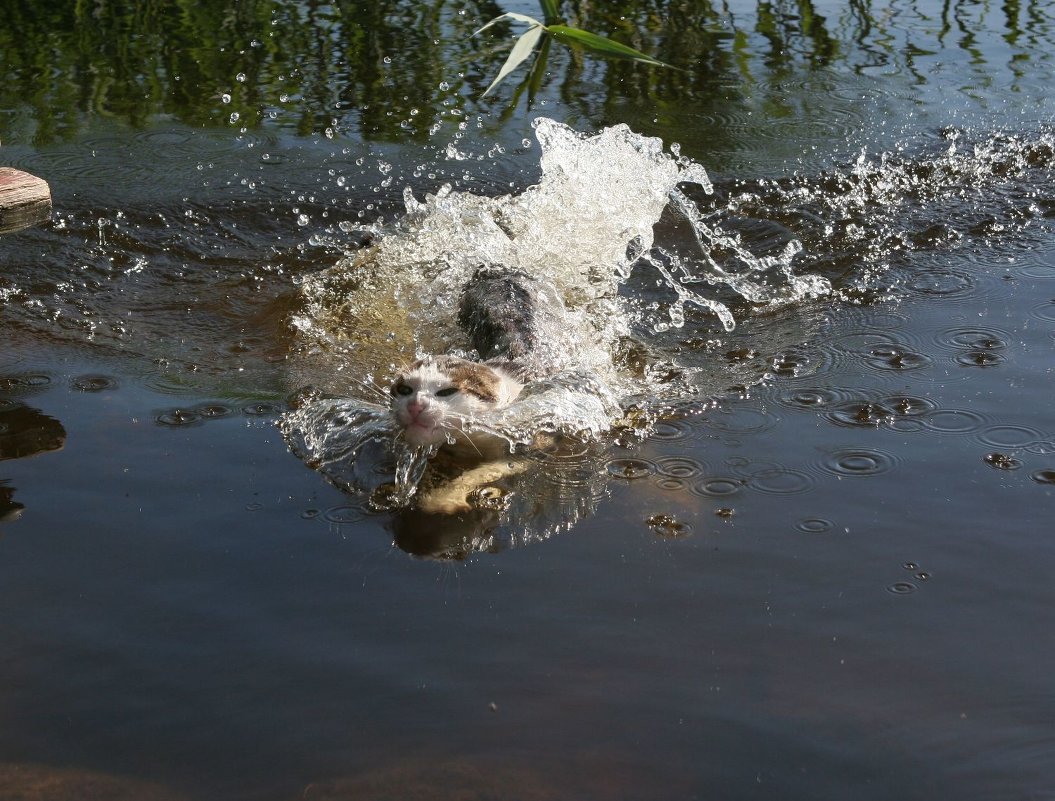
[984,452,1022,470]
[221,93,232,104]
[646,514,693,538]
[605,458,655,480]
[301,508,321,519]
[71,374,118,392]
[196,403,234,419]
[235,72,246,82]
[156,409,202,427]
[1029,469,1055,484]
[243,402,283,416]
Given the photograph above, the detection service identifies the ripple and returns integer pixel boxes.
[817,448,899,478]
[796,517,835,534]
[654,477,689,492]
[645,514,693,539]
[905,268,974,298]
[955,350,1006,367]
[156,408,203,426]
[826,400,897,428]
[862,344,932,372]
[0,373,51,392]
[922,408,989,434]
[196,403,236,418]
[747,467,815,495]
[1029,300,1055,322]
[690,477,746,497]
[1029,469,1055,484]
[934,326,1010,352]
[323,505,366,524]
[774,386,856,411]
[887,581,918,595]
[648,419,694,442]
[605,458,655,480]
[654,456,705,479]
[983,452,1023,470]
[977,424,1046,449]
[70,374,119,392]
[243,401,284,416]
[700,407,777,436]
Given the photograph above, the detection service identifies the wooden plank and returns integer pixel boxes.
[0,167,52,234]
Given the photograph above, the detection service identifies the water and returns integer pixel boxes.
[2,1,1054,799]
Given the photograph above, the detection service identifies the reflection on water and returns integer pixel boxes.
[0,401,67,525]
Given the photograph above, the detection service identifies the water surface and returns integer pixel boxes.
[1,1,1054,799]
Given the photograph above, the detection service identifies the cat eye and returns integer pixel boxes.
[435,387,459,397]
[393,384,413,396]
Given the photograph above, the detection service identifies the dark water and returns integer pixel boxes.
[2,1,1054,799]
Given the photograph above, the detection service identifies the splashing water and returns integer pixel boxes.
[284,118,832,502]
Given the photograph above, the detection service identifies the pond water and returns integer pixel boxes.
[1,1,1054,799]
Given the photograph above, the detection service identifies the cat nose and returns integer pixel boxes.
[407,394,427,415]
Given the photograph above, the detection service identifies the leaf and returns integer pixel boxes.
[537,0,562,25]
[545,24,671,67]
[481,22,546,97]
[473,12,543,37]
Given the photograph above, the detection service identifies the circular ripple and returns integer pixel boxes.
[655,456,705,479]
[1030,469,1055,484]
[818,448,899,478]
[654,477,689,492]
[156,409,202,426]
[0,373,51,392]
[645,514,693,539]
[691,477,745,497]
[984,452,1023,470]
[1029,300,1055,322]
[649,419,694,442]
[977,424,1046,449]
[922,408,989,435]
[71,374,119,392]
[606,458,656,480]
[747,467,815,496]
[196,403,236,419]
[955,350,1005,367]
[905,269,974,298]
[796,518,834,534]
[862,344,932,372]
[774,386,855,411]
[243,402,284,416]
[700,407,777,435]
[827,400,898,429]
[887,581,918,595]
[323,505,365,524]
[934,327,1010,352]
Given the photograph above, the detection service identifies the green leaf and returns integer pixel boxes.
[544,24,671,67]
[537,0,561,25]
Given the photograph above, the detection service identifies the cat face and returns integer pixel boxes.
[390,356,520,447]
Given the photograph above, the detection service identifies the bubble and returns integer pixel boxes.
[196,403,235,418]
[646,514,693,538]
[156,409,202,426]
[818,448,898,478]
[301,508,321,519]
[607,458,654,483]
[71,374,118,392]
[691,477,745,497]
[655,456,705,479]
[796,518,834,534]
